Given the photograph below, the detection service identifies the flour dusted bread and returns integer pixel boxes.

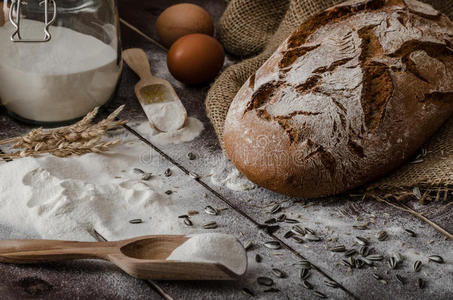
[224,0,453,198]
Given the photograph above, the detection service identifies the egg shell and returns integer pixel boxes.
[167,34,225,85]
[156,3,214,48]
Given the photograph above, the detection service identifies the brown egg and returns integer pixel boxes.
[156,3,214,48]
[167,34,225,85]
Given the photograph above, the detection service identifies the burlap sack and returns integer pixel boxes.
[206,0,453,198]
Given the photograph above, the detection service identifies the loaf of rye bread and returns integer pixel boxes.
[224,0,453,198]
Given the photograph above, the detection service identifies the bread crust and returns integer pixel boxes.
[224,0,453,198]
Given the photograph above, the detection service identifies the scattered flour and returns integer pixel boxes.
[0,141,195,241]
[211,159,256,191]
[136,117,204,145]
[166,233,247,275]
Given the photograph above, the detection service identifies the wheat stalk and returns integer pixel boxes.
[0,106,127,159]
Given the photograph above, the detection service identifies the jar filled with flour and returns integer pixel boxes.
[0,0,122,125]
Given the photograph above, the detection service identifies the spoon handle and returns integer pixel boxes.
[0,239,118,263]
[123,48,153,80]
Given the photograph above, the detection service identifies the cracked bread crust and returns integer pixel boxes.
[224,0,453,198]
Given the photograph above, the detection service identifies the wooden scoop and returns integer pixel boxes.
[122,48,187,132]
[0,235,246,280]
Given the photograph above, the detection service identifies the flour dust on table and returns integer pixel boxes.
[210,158,256,191]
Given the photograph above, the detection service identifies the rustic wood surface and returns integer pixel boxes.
[0,0,452,299]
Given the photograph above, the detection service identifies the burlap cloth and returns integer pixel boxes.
[206,0,453,199]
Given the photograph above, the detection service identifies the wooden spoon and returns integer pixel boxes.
[122,48,187,132]
[0,235,247,280]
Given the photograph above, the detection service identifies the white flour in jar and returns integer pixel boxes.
[0,19,120,123]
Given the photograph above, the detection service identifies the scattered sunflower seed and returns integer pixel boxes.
[255,254,262,263]
[133,168,145,174]
[299,268,311,280]
[428,255,444,263]
[141,173,153,181]
[129,219,143,224]
[396,274,405,285]
[306,234,322,242]
[393,252,404,263]
[285,218,299,224]
[263,241,281,250]
[359,246,370,256]
[165,190,173,195]
[187,152,196,160]
[313,291,327,298]
[292,236,305,243]
[297,260,312,269]
[270,204,282,214]
[271,268,286,278]
[241,287,254,296]
[372,273,382,280]
[404,229,416,237]
[417,278,425,289]
[302,280,313,289]
[355,258,365,269]
[264,218,277,224]
[353,224,368,230]
[366,254,384,261]
[330,245,346,252]
[178,214,189,219]
[379,279,388,285]
[360,257,374,266]
[388,257,398,269]
[345,249,357,257]
[413,187,422,200]
[324,279,339,288]
[276,214,286,222]
[340,259,353,268]
[264,288,280,293]
[187,210,198,216]
[284,231,294,239]
[414,260,422,272]
[184,218,193,226]
[355,236,368,246]
[304,227,315,235]
[203,222,218,229]
[257,276,274,286]
[292,225,306,236]
[348,257,356,268]
[266,225,280,234]
[204,206,218,216]
[164,168,172,177]
[377,231,388,241]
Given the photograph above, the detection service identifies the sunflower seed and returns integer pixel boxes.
[264,241,281,250]
[396,274,405,284]
[165,190,173,195]
[360,257,374,266]
[270,204,281,214]
[355,236,368,246]
[341,259,353,268]
[264,288,280,293]
[178,214,189,219]
[204,205,218,216]
[366,254,384,261]
[414,260,422,272]
[187,152,196,160]
[353,224,368,230]
[393,252,404,263]
[313,291,327,298]
[133,168,145,174]
[428,255,444,263]
[129,219,143,224]
[164,168,172,177]
[413,187,422,200]
[417,278,425,289]
[302,280,313,289]
[299,268,311,280]
[184,218,193,226]
[266,225,280,234]
[297,260,312,269]
[404,229,416,237]
[276,214,286,222]
[187,210,198,216]
[264,218,277,224]
[257,276,274,286]
[359,246,370,256]
[355,258,365,269]
[203,222,217,229]
[141,173,153,181]
[306,234,322,242]
[345,249,357,257]
[324,279,339,288]
[291,225,306,236]
[379,279,388,285]
[330,245,346,252]
[304,227,315,234]
[377,230,388,241]
[243,241,253,251]
[388,257,398,269]
[284,231,294,238]
[348,257,356,268]
[255,254,262,263]
[271,268,286,278]
[372,273,382,280]
[285,218,299,224]
[292,236,305,243]
[241,288,254,296]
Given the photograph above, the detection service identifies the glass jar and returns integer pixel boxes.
[0,0,122,125]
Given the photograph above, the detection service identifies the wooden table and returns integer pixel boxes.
[0,1,452,299]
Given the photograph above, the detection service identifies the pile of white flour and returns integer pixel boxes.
[136,118,204,145]
[210,159,256,191]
